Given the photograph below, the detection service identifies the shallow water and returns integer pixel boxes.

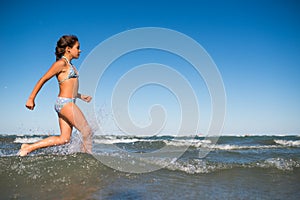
[1,134,300,199]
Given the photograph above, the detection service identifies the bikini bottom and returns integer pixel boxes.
[54,97,76,113]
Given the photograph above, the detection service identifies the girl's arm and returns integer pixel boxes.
[76,93,92,103]
[26,61,63,110]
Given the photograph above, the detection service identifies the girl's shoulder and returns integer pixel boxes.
[51,59,68,70]
[55,58,68,67]
[48,59,68,74]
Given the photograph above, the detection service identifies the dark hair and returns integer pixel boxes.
[55,35,78,61]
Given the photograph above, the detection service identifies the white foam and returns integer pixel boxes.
[263,158,299,170]
[274,140,300,147]
[164,139,211,148]
[163,139,279,150]
[93,137,288,150]
[94,138,140,144]
[94,137,213,148]
[13,137,44,144]
[211,144,279,150]
[162,159,217,174]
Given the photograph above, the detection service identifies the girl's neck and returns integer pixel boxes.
[62,55,72,64]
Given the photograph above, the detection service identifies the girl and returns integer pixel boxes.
[18,35,92,156]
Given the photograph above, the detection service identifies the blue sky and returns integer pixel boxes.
[0,0,299,135]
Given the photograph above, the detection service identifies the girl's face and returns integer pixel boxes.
[67,41,81,59]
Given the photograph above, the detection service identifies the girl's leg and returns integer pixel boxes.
[18,102,92,156]
[18,117,72,156]
[59,102,92,153]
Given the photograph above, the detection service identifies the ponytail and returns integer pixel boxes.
[55,35,78,61]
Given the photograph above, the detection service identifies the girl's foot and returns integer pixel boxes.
[18,144,31,156]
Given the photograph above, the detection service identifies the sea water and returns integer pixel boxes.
[0,133,300,199]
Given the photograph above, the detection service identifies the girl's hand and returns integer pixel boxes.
[81,95,92,103]
[26,98,35,110]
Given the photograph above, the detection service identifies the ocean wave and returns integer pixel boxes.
[164,139,212,148]
[13,137,44,144]
[146,158,220,174]
[173,159,298,174]
[93,136,212,148]
[94,138,141,144]
[262,158,300,170]
[1,151,299,175]
[93,136,300,150]
[11,135,300,154]
[151,157,300,174]
[92,149,300,174]
[274,140,300,147]
[211,144,279,150]
[161,139,277,150]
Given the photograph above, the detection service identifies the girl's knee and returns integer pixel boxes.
[57,136,70,145]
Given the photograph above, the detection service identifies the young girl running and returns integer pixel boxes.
[18,35,92,156]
